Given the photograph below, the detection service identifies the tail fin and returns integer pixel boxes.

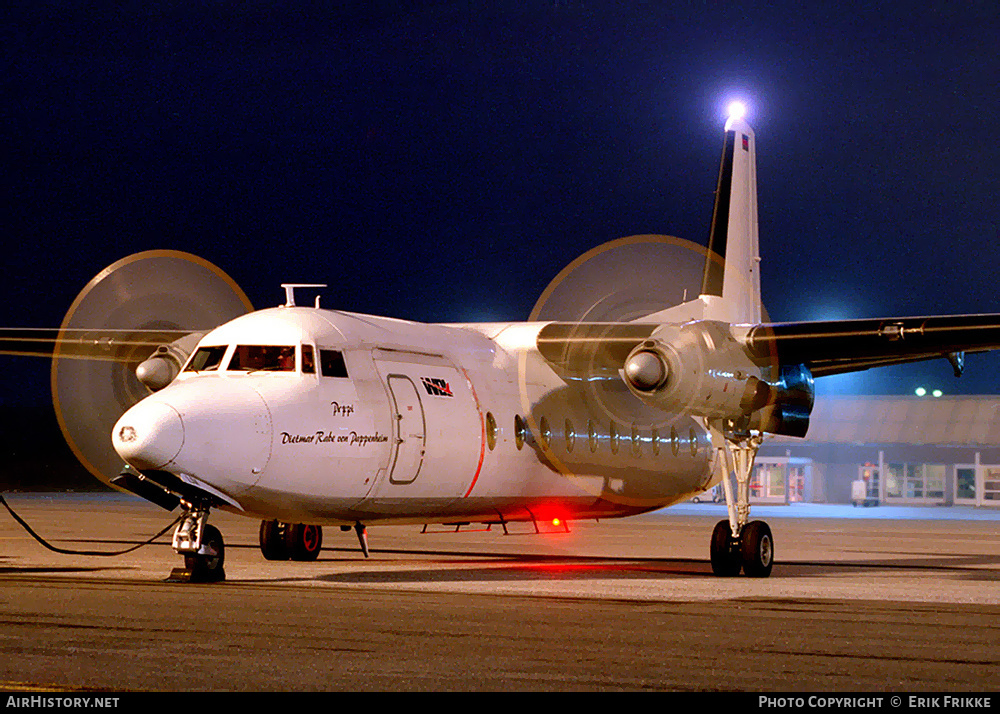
[699,114,762,324]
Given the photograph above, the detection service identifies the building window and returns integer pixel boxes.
[985,467,1000,501]
[956,467,976,500]
[886,463,946,501]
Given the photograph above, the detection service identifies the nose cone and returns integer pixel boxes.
[113,400,185,470]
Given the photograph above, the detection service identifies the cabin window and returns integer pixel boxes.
[689,427,699,457]
[671,426,680,457]
[539,416,551,449]
[588,420,598,453]
[565,419,575,453]
[651,428,661,456]
[514,415,526,450]
[320,349,349,378]
[609,421,619,455]
[228,345,296,372]
[301,345,316,374]
[486,412,497,451]
[184,346,227,372]
[631,424,641,457]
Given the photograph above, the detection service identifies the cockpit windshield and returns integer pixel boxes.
[228,345,296,372]
[184,346,227,372]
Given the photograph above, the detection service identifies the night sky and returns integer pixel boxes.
[5,1,1000,403]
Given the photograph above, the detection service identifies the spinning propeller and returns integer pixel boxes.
[523,234,773,428]
[51,250,252,483]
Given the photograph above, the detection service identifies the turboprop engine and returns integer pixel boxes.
[135,332,204,392]
[622,321,768,418]
[621,321,814,437]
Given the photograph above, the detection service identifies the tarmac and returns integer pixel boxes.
[1,493,998,691]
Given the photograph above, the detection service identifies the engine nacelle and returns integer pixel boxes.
[622,321,769,419]
[749,363,815,437]
[136,332,204,392]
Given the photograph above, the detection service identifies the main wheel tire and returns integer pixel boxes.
[710,519,741,577]
[740,520,774,578]
[259,520,289,561]
[184,524,226,582]
[286,523,323,561]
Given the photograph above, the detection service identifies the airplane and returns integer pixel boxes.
[6,104,1000,583]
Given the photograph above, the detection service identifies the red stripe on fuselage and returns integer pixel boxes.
[461,368,485,498]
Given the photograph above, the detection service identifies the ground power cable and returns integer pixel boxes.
[0,493,179,556]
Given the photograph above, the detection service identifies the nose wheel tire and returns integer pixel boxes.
[184,524,226,582]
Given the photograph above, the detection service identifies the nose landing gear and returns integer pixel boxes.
[169,503,226,583]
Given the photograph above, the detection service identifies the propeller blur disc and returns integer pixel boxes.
[509,235,722,503]
[529,234,711,323]
[52,250,253,484]
[520,235,715,424]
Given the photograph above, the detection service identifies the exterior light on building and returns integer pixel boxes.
[915,387,927,396]
[932,389,943,398]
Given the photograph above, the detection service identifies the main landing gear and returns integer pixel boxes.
[707,422,774,578]
[261,520,371,558]
[259,520,324,561]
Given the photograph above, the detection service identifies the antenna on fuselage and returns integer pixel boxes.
[280,283,327,308]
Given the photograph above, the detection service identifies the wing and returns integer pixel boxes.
[0,328,193,361]
[536,315,1000,380]
[535,322,658,380]
[534,314,1000,438]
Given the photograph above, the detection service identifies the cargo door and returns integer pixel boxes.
[385,374,426,484]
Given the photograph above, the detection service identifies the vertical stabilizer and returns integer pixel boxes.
[699,113,762,324]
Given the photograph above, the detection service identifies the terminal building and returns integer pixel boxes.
[751,396,1000,507]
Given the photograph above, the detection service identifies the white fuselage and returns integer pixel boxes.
[113,307,716,526]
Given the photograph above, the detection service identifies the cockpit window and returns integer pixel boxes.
[320,349,349,378]
[184,346,227,372]
[228,345,296,372]
[301,344,316,374]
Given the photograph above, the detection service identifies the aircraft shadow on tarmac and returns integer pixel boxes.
[286,547,1000,585]
[0,565,126,575]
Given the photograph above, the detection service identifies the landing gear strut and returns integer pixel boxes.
[171,501,226,583]
[708,420,774,578]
